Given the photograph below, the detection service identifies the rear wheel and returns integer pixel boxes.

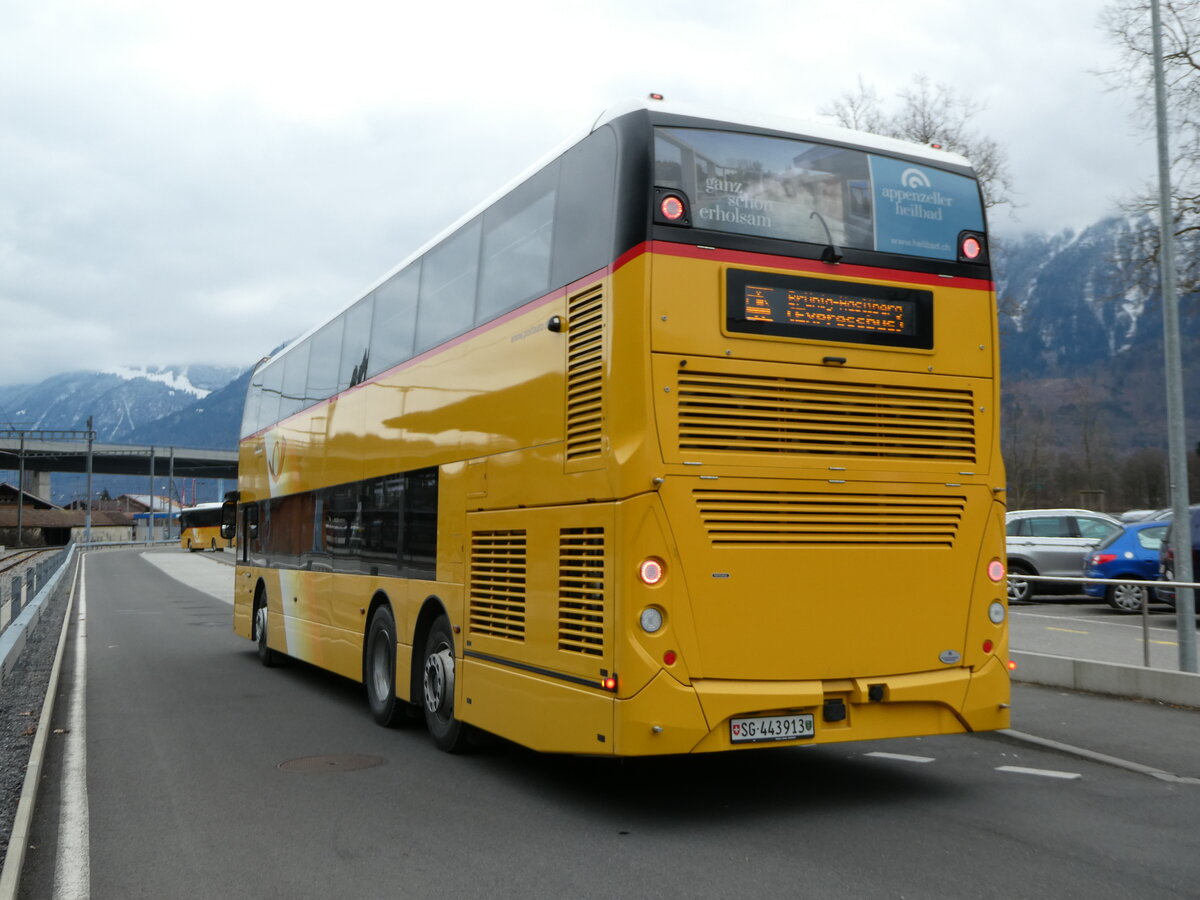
[422,615,468,752]
[1107,581,1149,613]
[365,606,410,727]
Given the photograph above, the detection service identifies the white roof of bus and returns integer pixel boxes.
[263,98,972,370]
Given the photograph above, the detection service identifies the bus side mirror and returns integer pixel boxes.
[220,499,237,540]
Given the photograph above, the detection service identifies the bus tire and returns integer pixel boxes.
[422,614,468,752]
[187,540,196,552]
[365,605,409,727]
[211,538,218,552]
[254,593,281,667]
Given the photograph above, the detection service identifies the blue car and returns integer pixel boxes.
[1083,521,1169,612]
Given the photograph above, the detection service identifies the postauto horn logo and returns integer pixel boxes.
[900,167,933,190]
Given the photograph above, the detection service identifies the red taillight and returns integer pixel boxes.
[987,559,1006,582]
[639,558,665,585]
[663,650,677,666]
[961,235,982,259]
[660,195,685,221]
[1092,553,1117,565]
[983,639,994,654]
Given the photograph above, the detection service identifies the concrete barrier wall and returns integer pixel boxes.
[1013,650,1200,709]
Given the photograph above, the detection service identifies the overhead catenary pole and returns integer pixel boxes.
[16,433,24,548]
[1151,0,1197,673]
[85,415,94,544]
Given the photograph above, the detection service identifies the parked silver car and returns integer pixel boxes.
[1005,508,1123,602]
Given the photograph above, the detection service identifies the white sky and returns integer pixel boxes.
[0,0,1153,387]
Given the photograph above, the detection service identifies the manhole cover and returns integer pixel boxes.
[278,754,385,773]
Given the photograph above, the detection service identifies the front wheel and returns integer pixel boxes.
[1007,565,1035,603]
[422,615,468,752]
[1107,581,1150,613]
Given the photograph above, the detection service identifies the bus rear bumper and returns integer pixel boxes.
[614,658,1011,755]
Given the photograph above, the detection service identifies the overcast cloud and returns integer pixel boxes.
[0,0,1150,388]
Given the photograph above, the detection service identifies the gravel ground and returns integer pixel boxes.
[0,554,75,864]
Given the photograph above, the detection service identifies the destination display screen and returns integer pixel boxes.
[725,269,933,349]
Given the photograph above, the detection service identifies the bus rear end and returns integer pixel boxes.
[601,110,1009,754]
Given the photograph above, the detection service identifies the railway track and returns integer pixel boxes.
[0,547,56,577]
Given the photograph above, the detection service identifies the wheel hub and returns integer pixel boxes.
[424,646,454,716]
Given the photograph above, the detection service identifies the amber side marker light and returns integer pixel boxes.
[601,675,618,691]
[1007,660,1018,672]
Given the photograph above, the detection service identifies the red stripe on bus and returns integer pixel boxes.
[615,240,994,291]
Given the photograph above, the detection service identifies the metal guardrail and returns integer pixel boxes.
[1008,573,1198,669]
[0,547,70,641]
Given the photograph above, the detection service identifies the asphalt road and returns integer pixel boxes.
[1011,592,1199,670]
[15,551,1200,899]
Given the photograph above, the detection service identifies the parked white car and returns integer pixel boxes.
[1005,508,1123,602]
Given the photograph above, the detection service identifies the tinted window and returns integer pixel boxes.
[416,218,481,352]
[1137,525,1167,551]
[369,264,420,378]
[1005,518,1023,537]
[307,318,344,402]
[1025,516,1070,538]
[338,296,374,393]
[1077,517,1120,541]
[551,128,617,287]
[403,467,439,578]
[279,342,311,420]
[654,126,983,262]
[241,368,266,437]
[478,165,556,321]
[258,361,283,431]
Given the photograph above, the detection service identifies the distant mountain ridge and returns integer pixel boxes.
[0,364,246,448]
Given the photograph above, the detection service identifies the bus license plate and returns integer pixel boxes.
[730,713,815,744]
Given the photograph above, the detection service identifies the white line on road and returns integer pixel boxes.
[53,556,89,900]
[864,751,936,764]
[996,765,1082,780]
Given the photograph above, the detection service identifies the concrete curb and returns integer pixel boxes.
[1012,649,1200,709]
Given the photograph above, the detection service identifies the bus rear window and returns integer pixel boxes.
[654,127,984,262]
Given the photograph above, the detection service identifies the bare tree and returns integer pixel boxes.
[821,74,1015,210]
[1101,0,1200,293]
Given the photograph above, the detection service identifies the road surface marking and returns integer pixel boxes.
[996,765,1082,780]
[1045,626,1088,635]
[865,752,935,764]
[53,555,90,899]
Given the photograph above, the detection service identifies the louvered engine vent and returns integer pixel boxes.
[565,288,605,463]
[469,530,527,640]
[557,527,605,656]
[676,370,977,463]
[695,490,966,548]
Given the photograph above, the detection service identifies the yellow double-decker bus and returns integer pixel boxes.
[223,99,1010,754]
[180,501,233,552]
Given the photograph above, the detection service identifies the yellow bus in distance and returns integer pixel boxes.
[180,502,233,552]
[223,98,1011,755]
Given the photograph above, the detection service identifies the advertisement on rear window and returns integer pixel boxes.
[654,127,985,263]
[868,157,984,261]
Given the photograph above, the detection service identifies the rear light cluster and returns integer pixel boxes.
[1090,553,1117,566]
[653,189,691,227]
[958,231,987,264]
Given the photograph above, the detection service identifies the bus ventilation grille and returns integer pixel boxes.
[695,490,966,548]
[676,371,977,463]
[469,530,527,640]
[565,287,605,464]
[557,527,606,656]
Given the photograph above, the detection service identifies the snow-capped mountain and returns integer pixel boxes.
[0,364,244,445]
